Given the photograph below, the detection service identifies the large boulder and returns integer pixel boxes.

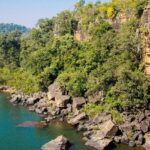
[41,135,70,150]
[47,83,70,109]
[120,123,132,133]
[138,113,145,123]
[72,97,86,110]
[47,83,62,100]
[97,119,118,138]
[93,113,112,124]
[68,113,87,125]
[140,121,149,133]
[55,95,70,108]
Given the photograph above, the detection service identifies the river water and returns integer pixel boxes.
[0,93,145,150]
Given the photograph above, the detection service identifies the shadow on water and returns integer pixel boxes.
[0,93,145,150]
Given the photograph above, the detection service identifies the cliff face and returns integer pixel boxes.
[74,21,85,41]
[142,1,150,76]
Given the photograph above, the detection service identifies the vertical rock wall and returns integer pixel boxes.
[142,1,150,76]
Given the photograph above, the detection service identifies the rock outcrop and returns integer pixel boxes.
[142,0,150,76]
[84,119,118,150]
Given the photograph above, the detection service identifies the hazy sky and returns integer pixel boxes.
[0,0,109,28]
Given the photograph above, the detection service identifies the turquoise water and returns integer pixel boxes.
[0,93,145,150]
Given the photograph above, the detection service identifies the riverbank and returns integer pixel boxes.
[0,84,149,150]
[0,92,94,150]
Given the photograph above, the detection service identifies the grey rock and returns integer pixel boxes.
[114,136,121,143]
[26,97,39,105]
[41,135,70,150]
[129,141,136,147]
[137,134,144,145]
[132,132,141,141]
[72,97,86,110]
[55,95,70,108]
[47,83,62,100]
[93,113,112,124]
[10,94,22,104]
[68,113,87,125]
[66,104,72,112]
[127,115,135,123]
[83,131,93,138]
[82,137,88,141]
[85,138,112,150]
[77,124,87,131]
[138,113,145,123]
[35,108,43,114]
[140,121,149,133]
[120,133,129,143]
[97,119,118,138]
[121,123,132,133]
[145,110,150,118]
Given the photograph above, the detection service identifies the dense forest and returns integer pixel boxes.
[0,0,150,118]
[0,23,29,33]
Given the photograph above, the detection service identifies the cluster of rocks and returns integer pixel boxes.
[0,85,16,94]
[118,110,150,149]
[10,92,48,116]
[1,83,150,150]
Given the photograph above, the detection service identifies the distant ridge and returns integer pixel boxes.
[0,23,29,33]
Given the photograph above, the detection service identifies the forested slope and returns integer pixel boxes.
[0,0,150,116]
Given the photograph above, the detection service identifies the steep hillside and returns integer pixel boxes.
[0,0,149,111]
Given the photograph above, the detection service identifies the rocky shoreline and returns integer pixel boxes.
[0,84,150,150]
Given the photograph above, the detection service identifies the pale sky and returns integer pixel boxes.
[0,0,109,28]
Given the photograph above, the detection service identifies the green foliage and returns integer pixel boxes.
[0,67,39,94]
[0,0,149,113]
[110,109,124,124]
[82,102,124,124]
[53,10,76,36]
[57,71,87,96]
[0,31,21,67]
[23,47,52,75]
[135,0,148,18]
[81,103,104,118]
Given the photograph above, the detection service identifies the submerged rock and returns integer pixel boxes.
[17,121,46,128]
[41,135,70,150]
